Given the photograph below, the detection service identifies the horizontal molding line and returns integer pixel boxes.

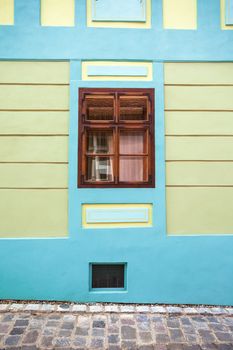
[0,187,68,190]
[165,135,233,137]
[165,109,233,112]
[166,160,233,162]
[0,83,69,86]
[166,185,233,188]
[165,84,233,87]
[0,134,69,137]
[0,109,70,112]
[0,161,68,164]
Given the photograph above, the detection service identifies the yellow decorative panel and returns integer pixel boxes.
[0,164,68,188]
[0,111,69,135]
[86,0,151,29]
[0,190,68,237]
[82,61,153,81]
[41,0,75,26]
[166,136,233,160]
[0,136,68,162]
[0,61,69,84]
[165,62,233,235]
[164,63,233,84]
[165,111,233,135]
[82,204,153,228]
[165,86,233,110]
[0,61,69,238]
[167,188,233,234]
[163,0,197,29]
[0,85,69,110]
[0,0,14,25]
[166,162,233,186]
[221,0,233,29]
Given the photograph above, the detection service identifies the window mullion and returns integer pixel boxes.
[82,127,87,183]
[115,126,119,184]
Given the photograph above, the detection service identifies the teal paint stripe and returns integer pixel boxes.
[1,1,233,60]
[69,60,81,240]
[153,62,166,235]
[1,237,233,304]
[226,0,233,25]
[85,207,150,224]
[92,0,146,22]
[197,0,220,30]
[14,0,40,26]
[87,65,148,77]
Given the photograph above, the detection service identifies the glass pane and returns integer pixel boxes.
[87,131,113,154]
[119,96,148,121]
[119,156,148,182]
[86,157,114,182]
[119,130,146,154]
[92,264,125,289]
[85,95,114,121]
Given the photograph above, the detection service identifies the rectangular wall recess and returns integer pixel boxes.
[91,0,146,22]
[82,61,153,81]
[91,264,126,290]
[87,0,151,28]
[226,0,233,25]
[82,204,153,228]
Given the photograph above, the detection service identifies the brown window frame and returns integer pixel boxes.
[78,88,155,188]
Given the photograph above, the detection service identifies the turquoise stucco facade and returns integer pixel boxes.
[0,0,233,305]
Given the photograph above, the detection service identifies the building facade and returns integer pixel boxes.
[0,0,233,305]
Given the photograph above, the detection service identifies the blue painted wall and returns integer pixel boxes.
[0,0,233,305]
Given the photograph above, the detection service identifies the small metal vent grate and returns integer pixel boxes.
[92,264,125,289]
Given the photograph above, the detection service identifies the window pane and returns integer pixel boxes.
[119,130,147,154]
[119,96,148,121]
[85,95,114,121]
[87,131,113,154]
[86,157,114,182]
[92,264,125,289]
[119,156,148,182]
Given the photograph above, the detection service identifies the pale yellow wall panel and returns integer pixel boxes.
[167,188,233,234]
[166,162,233,186]
[163,0,197,29]
[0,164,68,188]
[164,63,233,84]
[41,0,74,26]
[165,86,233,110]
[86,0,151,29]
[0,111,69,135]
[0,85,69,110]
[165,111,233,135]
[0,61,69,84]
[221,0,233,29]
[0,0,14,25]
[0,189,68,237]
[0,136,68,162]
[166,137,233,160]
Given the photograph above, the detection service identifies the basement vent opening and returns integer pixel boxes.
[91,264,125,289]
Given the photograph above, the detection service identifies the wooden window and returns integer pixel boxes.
[78,88,155,188]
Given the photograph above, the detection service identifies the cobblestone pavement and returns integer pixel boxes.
[0,303,233,349]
